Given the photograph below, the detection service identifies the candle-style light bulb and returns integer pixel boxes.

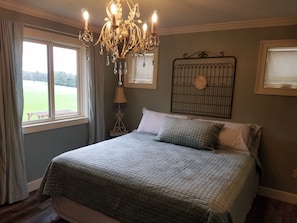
[151,10,157,34]
[83,10,89,30]
[143,23,147,39]
[111,3,117,26]
[111,3,117,14]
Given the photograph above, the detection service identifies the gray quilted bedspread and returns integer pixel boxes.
[38,131,256,223]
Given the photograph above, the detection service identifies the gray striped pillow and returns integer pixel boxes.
[155,116,224,151]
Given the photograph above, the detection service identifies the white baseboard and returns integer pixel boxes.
[258,186,297,205]
[27,178,42,192]
[27,179,297,205]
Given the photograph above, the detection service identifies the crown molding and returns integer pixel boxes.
[158,16,297,36]
[0,0,81,28]
[1,1,297,36]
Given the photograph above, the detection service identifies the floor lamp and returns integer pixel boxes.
[110,86,128,137]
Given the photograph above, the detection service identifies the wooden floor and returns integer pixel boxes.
[0,191,297,223]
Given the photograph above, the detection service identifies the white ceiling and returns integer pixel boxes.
[1,0,297,34]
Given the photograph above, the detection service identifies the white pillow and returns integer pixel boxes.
[194,119,251,153]
[137,108,188,135]
[217,121,251,153]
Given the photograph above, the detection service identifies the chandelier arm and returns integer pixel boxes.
[126,0,139,20]
[126,0,133,13]
[120,39,127,59]
[93,26,105,47]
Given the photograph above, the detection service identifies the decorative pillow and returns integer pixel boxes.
[194,119,251,153]
[137,107,188,135]
[155,116,224,151]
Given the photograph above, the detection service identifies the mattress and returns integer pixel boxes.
[38,131,260,223]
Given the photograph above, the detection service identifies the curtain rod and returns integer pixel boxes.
[24,23,78,38]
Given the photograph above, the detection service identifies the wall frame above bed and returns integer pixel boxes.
[171,51,237,118]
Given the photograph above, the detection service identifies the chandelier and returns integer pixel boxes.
[79,0,159,78]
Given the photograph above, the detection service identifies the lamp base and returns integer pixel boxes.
[110,104,128,137]
[110,130,128,137]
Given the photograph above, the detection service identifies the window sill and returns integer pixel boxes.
[23,117,89,134]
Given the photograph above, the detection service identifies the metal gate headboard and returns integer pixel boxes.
[171,51,237,118]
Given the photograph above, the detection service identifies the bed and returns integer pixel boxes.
[38,108,262,223]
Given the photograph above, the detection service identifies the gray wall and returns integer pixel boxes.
[1,7,297,195]
[123,26,297,195]
[24,125,88,181]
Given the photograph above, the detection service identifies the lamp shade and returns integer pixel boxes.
[114,86,127,103]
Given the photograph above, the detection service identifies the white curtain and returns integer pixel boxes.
[87,46,106,143]
[0,20,28,204]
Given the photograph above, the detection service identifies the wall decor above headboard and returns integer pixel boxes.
[171,51,237,118]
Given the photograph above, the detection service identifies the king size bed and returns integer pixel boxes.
[38,108,262,223]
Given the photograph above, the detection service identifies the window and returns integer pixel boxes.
[22,27,88,133]
[124,47,158,89]
[255,39,297,96]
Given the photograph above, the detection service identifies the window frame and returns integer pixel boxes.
[22,27,88,134]
[255,39,297,96]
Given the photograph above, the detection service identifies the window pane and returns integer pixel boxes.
[53,46,78,117]
[264,47,297,89]
[129,53,154,84]
[22,41,49,121]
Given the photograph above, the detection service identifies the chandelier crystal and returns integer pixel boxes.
[79,0,159,79]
